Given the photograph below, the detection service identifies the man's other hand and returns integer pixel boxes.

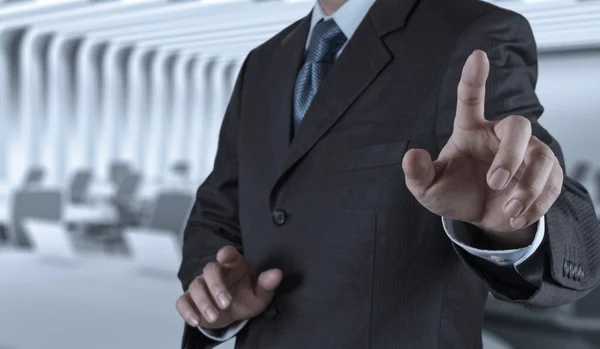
[176,246,283,329]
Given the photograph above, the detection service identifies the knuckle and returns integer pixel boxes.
[197,299,211,311]
[175,296,187,312]
[195,297,214,313]
[203,262,220,276]
[507,115,531,130]
[521,182,542,197]
[545,184,562,202]
[554,164,565,183]
[532,191,556,215]
[218,246,239,261]
[188,283,206,300]
[189,276,203,290]
[458,95,482,106]
[502,148,521,162]
[557,170,564,184]
[460,78,482,88]
[530,148,554,167]
[530,201,547,217]
[218,246,232,257]
[191,291,209,308]
[460,77,485,89]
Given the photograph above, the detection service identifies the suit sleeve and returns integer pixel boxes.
[434,9,600,308]
[177,52,252,349]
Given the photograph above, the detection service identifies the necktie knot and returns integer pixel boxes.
[306,19,347,63]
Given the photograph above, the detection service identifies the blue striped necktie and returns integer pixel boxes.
[293,19,347,133]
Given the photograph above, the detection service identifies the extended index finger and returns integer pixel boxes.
[455,50,490,130]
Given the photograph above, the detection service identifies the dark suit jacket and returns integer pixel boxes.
[178,0,600,347]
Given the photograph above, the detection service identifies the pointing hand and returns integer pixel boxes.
[402,50,563,241]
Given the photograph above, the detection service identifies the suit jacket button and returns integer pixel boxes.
[576,265,584,281]
[564,261,574,279]
[568,261,575,279]
[272,209,287,226]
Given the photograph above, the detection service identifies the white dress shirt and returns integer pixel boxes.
[199,0,546,341]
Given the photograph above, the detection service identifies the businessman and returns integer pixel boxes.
[176,0,600,347]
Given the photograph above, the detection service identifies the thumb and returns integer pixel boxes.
[254,268,283,306]
[217,246,250,282]
[217,246,246,270]
[402,149,436,197]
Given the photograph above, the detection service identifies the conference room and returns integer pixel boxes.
[0,0,599,348]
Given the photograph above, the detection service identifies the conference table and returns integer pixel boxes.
[63,203,119,225]
[0,249,235,349]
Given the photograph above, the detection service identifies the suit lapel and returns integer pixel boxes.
[269,0,421,199]
[266,14,311,171]
[278,16,391,177]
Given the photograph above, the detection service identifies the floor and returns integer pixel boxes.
[2,247,592,349]
[0,250,189,349]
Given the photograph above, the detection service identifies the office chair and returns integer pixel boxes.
[0,225,8,244]
[171,161,190,177]
[82,172,142,253]
[108,161,130,187]
[123,191,194,275]
[166,161,194,190]
[10,189,62,248]
[143,190,194,238]
[114,172,141,199]
[23,166,45,187]
[68,170,92,204]
[67,171,140,249]
[113,172,142,225]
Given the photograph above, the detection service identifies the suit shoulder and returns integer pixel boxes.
[421,0,531,36]
[247,16,307,60]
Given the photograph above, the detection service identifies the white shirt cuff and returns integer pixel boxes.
[442,215,545,268]
[198,319,248,341]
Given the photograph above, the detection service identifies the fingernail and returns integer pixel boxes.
[188,317,199,327]
[205,308,218,323]
[505,199,523,218]
[511,216,527,229]
[217,292,231,309]
[489,168,510,190]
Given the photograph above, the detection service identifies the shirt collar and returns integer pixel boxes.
[307,0,376,47]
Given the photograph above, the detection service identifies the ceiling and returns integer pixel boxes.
[0,0,598,56]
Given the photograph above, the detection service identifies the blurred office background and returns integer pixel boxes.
[0,0,598,348]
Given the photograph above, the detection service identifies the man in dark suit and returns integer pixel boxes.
[175,0,600,347]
